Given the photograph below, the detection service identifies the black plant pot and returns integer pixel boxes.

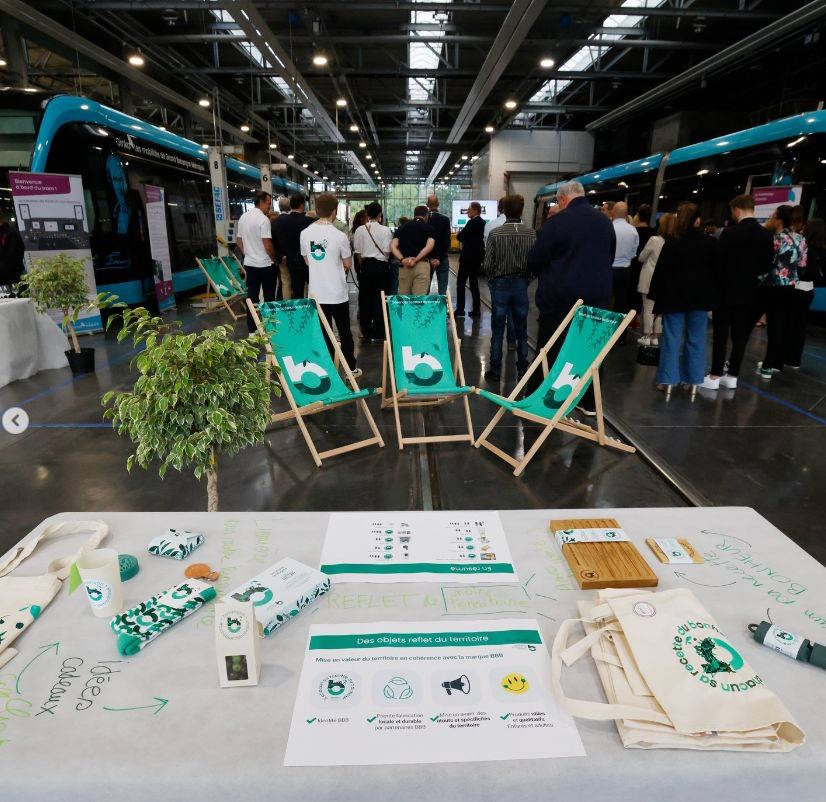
[65,347,95,374]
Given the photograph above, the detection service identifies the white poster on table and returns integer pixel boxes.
[753,185,802,221]
[9,171,101,333]
[319,511,517,583]
[284,619,584,766]
[144,185,175,311]
[451,199,498,228]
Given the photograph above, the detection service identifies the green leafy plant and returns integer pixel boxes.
[16,252,121,353]
[102,308,279,511]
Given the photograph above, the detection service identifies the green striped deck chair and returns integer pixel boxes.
[475,300,636,476]
[247,298,384,467]
[220,253,247,294]
[380,290,474,449]
[196,256,243,320]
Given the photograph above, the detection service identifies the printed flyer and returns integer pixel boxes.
[319,511,517,583]
[284,619,584,766]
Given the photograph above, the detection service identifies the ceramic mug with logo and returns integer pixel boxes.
[77,548,123,618]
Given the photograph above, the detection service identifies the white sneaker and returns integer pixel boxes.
[350,368,363,379]
[700,375,720,390]
[719,374,738,389]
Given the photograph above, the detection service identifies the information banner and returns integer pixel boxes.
[753,185,802,221]
[144,185,175,311]
[284,619,584,766]
[9,171,101,333]
[319,511,517,583]
[451,199,498,228]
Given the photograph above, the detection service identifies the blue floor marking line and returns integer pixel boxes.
[755,331,826,362]
[738,381,826,426]
[28,423,113,429]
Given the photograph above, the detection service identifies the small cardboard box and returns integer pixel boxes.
[225,558,331,637]
[215,600,260,688]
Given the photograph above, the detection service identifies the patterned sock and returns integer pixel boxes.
[110,579,216,656]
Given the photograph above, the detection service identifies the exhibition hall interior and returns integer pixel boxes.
[1,0,825,798]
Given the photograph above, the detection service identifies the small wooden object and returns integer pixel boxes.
[550,517,658,590]
[645,538,704,564]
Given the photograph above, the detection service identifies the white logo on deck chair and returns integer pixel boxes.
[548,362,581,403]
[283,356,331,396]
[401,346,443,386]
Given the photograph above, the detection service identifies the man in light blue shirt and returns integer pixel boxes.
[611,201,639,319]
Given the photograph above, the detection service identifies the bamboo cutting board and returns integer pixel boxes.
[550,517,658,590]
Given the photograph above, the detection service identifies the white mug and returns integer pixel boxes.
[77,548,123,618]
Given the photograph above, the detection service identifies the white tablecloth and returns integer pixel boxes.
[0,298,69,388]
[2,508,825,801]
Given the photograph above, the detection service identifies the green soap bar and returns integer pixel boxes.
[119,554,140,582]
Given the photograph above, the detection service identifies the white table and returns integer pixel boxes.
[2,508,825,801]
[0,298,68,388]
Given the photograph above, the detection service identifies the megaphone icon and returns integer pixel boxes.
[441,675,471,695]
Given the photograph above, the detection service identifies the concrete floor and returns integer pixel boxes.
[1,272,824,567]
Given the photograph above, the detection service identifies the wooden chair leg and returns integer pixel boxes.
[358,398,385,448]
[293,411,323,467]
[591,368,607,446]
[514,420,557,477]
[474,406,506,448]
[462,393,474,443]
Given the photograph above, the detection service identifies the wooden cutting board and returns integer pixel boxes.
[550,517,659,590]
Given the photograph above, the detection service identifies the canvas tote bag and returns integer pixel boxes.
[551,587,805,751]
[0,519,108,668]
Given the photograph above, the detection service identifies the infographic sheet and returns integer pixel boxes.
[319,511,517,583]
[284,619,584,766]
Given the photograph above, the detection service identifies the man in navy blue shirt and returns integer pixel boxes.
[455,201,485,317]
[272,193,313,298]
[426,194,452,295]
[526,181,616,413]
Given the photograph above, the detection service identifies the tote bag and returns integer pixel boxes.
[551,587,805,751]
[0,519,108,668]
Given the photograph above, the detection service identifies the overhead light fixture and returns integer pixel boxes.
[198,98,210,107]
[358,141,367,148]
[302,163,309,168]
[240,124,250,133]
[471,155,479,161]
[128,52,145,67]
[0,59,6,67]
[312,54,328,66]
[157,125,166,131]
[349,124,358,132]
[322,175,328,180]
[80,104,89,110]
[287,154,294,159]
[696,168,709,176]
[269,143,277,149]
[202,143,209,149]
[335,98,347,107]
[461,155,468,160]
[366,154,373,161]
[787,136,806,148]
[504,99,517,110]
[23,86,38,93]
[540,57,555,68]
[96,127,108,136]
[485,125,495,133]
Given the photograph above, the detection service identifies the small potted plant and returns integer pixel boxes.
[16,252,121,374]
[102,308,278,511]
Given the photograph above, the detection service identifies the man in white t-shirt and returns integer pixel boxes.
[300,192,361,377]
[236,190,275,332]
[352,201,392,340]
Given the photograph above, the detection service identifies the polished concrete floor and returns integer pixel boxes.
[1,272,824,567]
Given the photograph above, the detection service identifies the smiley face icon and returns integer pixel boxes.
[501,673,529,694]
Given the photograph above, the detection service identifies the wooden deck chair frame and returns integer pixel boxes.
[474,300,636,477]
[246,298,385,468]
[379,289,474,450]
[219,254,247,294]
[196,257,244,321]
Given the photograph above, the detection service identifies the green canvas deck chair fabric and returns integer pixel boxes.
[247,298,384,467]
[196,256,243,320]
[475,300,636,476]
[380,290,474,449]
[220,253,247,294]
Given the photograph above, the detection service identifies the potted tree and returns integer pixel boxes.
[16,252,121,374]
[102,308,278,511]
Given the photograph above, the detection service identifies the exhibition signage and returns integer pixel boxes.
[144,186,175,312]
[451,199,498,228]
[319,512,517,583]
[753,185,802,221]
[283,619,585,766]
[9,171,102,333]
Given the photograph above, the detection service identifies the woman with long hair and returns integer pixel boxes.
[647,202,718,396]
[637,212,675,345]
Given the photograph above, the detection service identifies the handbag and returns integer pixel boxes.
[551,588,805,751]
[0,519,108,668]
[636,343,660,366]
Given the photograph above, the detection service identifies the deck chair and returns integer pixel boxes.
[196,256,244,320]
[380,291,474,449]
[220,253,247,294]
[247,298,385,467]
[474,300,636,476]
